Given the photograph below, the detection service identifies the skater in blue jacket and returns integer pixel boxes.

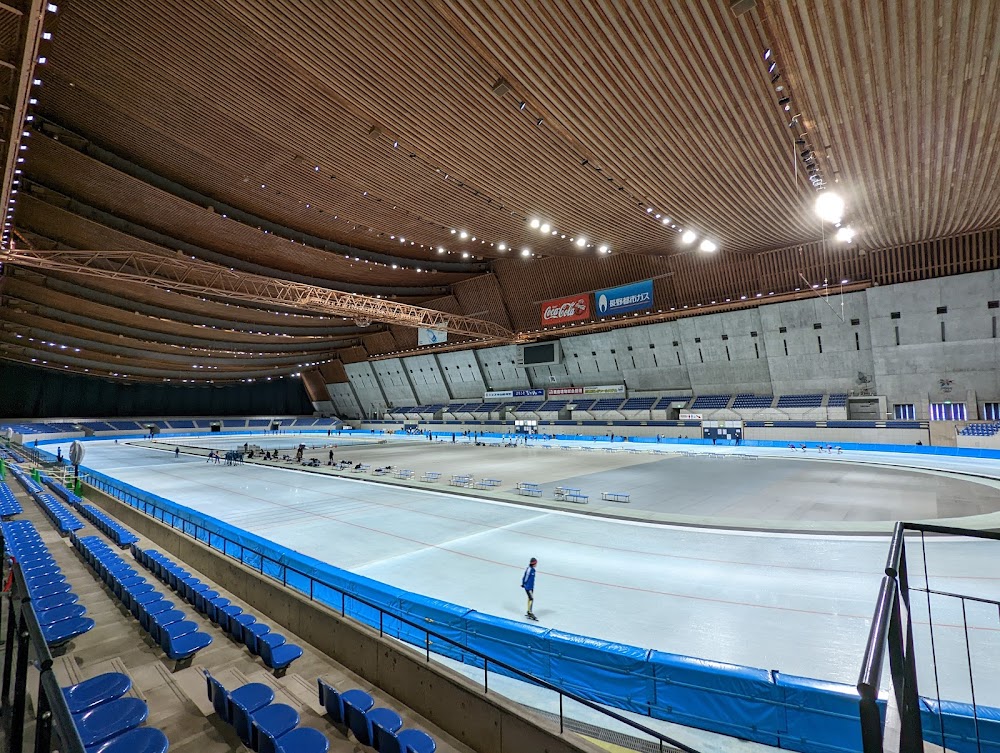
[521,558,538,621]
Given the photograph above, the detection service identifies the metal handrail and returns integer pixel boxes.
[81,470,701,753]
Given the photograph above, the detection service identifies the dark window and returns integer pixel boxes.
[610,349,616,354]
[649,343,656,349]
[672,341,679,347]
[890,312,901,320]
[573,353,579,357]
[750,331,758,338]
[721,334,729,341]
[779,326,787,333]
[989,300,999,309]
[936,306,948,314]
[591,351,596,356]
[627,346,633,351]
[851,318,860,326]
[694,337,701,343]
[813,323,822,330]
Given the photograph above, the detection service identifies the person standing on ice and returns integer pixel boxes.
[521,557,538,621]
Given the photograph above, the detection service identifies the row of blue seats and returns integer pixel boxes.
[76,503,140,547]
[0,521,95,646]
[9,465,43,495]
[72,534,213,668]
[0,480,23,518]
[27,484,84,535]
[61,672,170,753]
[132,546,303,675]
[205,671,328,753]
[41,474,84,507]
[318,679,435,753]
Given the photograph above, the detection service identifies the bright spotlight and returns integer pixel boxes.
[539,222,551,233]
[681,230,697,245]
[699,240,718,253]
[521,247,531,257]
[575,236,587,248]
[529,218,540,229]
[835,226,856,243]
[459,230,468,239]
[815,192,845,224]
[598,244,609,254]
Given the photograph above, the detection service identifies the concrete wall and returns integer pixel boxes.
[87,490,605,753]
[867,271,1000,411]
[327,381,361,418]
[328,270,1000,418]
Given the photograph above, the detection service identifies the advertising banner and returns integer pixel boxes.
[540,293,591,324]
[582,385,626,395]
[485,389,545,399]
[680,412,704,420]
[549,387,583,396]
[417,328,448,345]
[595,279,653,317]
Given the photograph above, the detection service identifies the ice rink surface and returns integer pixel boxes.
[75,434,1000,708]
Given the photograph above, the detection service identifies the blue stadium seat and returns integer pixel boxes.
[258,726,330,753]
[250,703,300,751]
[318,679,372,726]
[62,673,132,714]
[258,633,304,675]
[374,727,437,753]
[87,727,170,753]
[343,691,377,743]
[71,697,148,747]
[366,707,403,747]
[205,671,274,726]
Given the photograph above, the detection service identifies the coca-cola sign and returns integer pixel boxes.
[540,294,590,324]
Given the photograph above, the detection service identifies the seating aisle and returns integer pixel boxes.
[3,466,471,753]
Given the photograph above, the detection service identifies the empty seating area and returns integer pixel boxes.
[13,467,85,535]
[81,421,119,432]
[652,396,689,409]
[732,394,774,409]
[569,398,597,411]
[590,398,625,411]
[536,399,568,412]
[473,402,501,413]
[1,520,96,647]
[691,394,732,410]
[223,419,249,428]
[167,419,196,429]
[777,394,824,408]
[73,533,215,669]
[108,421,144,431]
[0,480,23,517]
[1,421,79,435]
[827,393,849,407]
[133,546,304,675]
[959,422,1000,436]
[514,400,545,411]
[77,503,141,547]
[620,397,656,411]
[248,419,271,427]
[319,678,436,753]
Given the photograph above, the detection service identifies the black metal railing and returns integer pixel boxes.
[857,521,1000,752]
[0,554,87,753]
[80,471,701,753]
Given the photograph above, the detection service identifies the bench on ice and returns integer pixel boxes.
[449,474,473,488]
[516,482,542,497]
[555,487,588,504]
[473,478,502,490]
[420,471,441,482]
[601,491,630,503]
[393,469,414,480]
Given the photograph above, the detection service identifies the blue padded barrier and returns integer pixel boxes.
[71,462,1000,753]
[920,698,1000,753]
[647,651,782,745]
[775,673,870,753]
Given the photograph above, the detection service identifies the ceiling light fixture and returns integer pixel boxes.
[835,226,856,243]
[539,222,551,233]
[815,192,845,223]
[575,236,587,248]
[681,230,697,245]
[699,240,718,253]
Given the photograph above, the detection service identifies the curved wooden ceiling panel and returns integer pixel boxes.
[2,0,998,380]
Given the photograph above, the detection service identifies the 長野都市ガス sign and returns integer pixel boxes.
[594,279,654,317]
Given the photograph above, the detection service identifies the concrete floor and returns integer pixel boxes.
[67,433,1000,718]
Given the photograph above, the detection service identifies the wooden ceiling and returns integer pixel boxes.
[3,0,999,382]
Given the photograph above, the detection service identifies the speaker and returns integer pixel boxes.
[491,77,512,98]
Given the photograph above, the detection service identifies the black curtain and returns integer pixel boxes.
[0,362,312,418]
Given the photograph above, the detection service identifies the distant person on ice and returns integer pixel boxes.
[521,557,538,621]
